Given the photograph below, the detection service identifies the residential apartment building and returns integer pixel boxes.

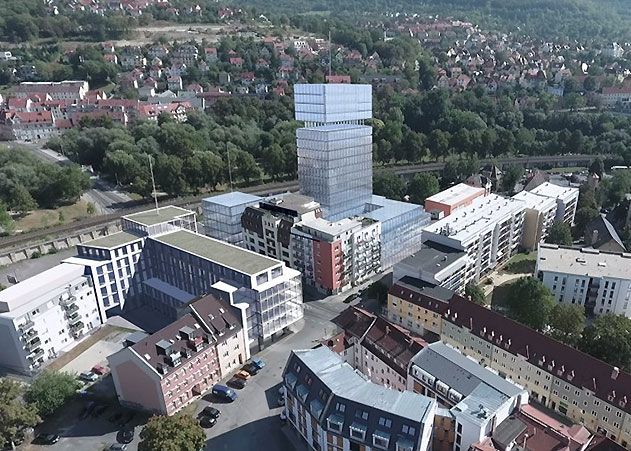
[294,83,373,220]
[330,306,426,391]
[424,183,486,218]
[12,80,89,100]
[387,281,631,448]
[0,264,101,374]
[393,242,468,293]
[66,206,197,317]
[292,216,381,295]
[423,194,526,284]
[528,182,579,225]
[108,294,247,415]
[241,193,322,267]
[282,346,437,451]
[600,86,631,109]
[512,190,557,250]
[408,342,528,451]
[536,244,631,317]
[202,192,262,245]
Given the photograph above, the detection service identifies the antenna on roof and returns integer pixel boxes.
[148,154,159,214]
[328,29,332,77]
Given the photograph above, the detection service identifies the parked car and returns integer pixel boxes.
[33,433,60,445]
[201,406,221,419]
[108,444,127,451]
[343,293,359,304]
[235,370,251,380]
[212,384,237,402]
[251,357,266,369]
[199,416,217,428]
[118,427,134,444]
[92,364,109,375]
[242,363,259,375]
[79,371,98,382]
[227,377,246,389]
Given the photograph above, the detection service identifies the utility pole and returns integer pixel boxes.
[328,29,332,77]
[148,155,159,214]
[226,142,234,192]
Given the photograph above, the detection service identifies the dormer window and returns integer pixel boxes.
[373,431,390,450]
[349,422,367,441]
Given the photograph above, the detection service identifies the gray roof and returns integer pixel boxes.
[411,342,523,399]
[584,214,626,252]
[397,276,455,302]
[261,192,320,216]
[399,242,467,277]
[202,191,262,207]
[83,231,143,249]
[291,347,434,423]
[150,229,282,276]
[124,206,194,226]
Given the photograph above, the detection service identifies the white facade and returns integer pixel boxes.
[0,263,101,374]
[423,194,526,284]
[536,244,631,317]
[512,190,557,250]
[528,182,579,225]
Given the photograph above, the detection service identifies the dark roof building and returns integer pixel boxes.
[584,214,626,252]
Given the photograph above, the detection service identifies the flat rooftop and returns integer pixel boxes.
[262,192,320,215]
[398,241,468,276]
[425,183,485,207]
[512,190,557,211]
[528,182,578,201]
[202,191,262,208]
[298,216,363,236]
[82,231,143,249]
[0,263,86,317]
[124,206,194,226]
[150,229,281,276]
[299,123,372,133]
[537,244,631,279]
[364,195,425,223]
[423,194,525,243]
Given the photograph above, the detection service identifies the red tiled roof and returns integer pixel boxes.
[13,111,54,124]
[445,295,631,415]
[601,86,631,95]
[331,306,375,339]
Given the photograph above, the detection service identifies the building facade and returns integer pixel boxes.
[387,281,631,449]
[512,190,557,250]
[282,346,437,451]
[295,84,373,220]
[108,294,247,415]
[528,182,579,225]
[536,244,631,317]
[202,192,262,245]
[424,183,486,218]
[0,264,101,374]
[423,194,525,284]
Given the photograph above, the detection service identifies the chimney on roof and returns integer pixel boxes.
[612,366,620,380]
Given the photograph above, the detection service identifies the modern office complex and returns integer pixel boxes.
[512,190,557,250]
[109,294,247,415]
[536,244,631,317]
[202,192,262,245]
[424,183,486,218]
[282,346,437,451]
[422,194,526,284]
[387,281,631,448]
[528,182,579,225]
[66,206,197,317]
[295,84,373,220]
[0,263,101,374]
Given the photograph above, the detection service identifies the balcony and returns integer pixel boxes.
[20,320,35,332]
[70,321,84,331]
[29,347,44,359]
[22,328,38,339]
[67,312,81,325]
[25,337,41,351]
[61,296,77,306]
[64,303,79,314]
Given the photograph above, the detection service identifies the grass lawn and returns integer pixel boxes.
[504,251,537,274]
[14,199,94,234]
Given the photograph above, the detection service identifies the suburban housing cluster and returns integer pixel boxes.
[1,83,630,451]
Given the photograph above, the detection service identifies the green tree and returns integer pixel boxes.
[579,314,631,371]
[501,165,524,193]
[573,207,600,238]
[0,378,40,449]
[407,173,439,204]
[465,283,487,305]
[546,220,573,245]
[25,371,80,418]
[373,172,406,200]
[505,277,555,331]
[86,202,96,216]
[548,304,585,345]
[139,414,206,451]
[589,157,605,178]
[0,201,14,235]
[155,154,187,196]
[10,184,37,215]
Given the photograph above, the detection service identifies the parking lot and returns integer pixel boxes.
[19,279,380,451]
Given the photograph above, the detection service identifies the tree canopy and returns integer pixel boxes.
[139,414,206,451]
[25,371,81,418]
[548,303,586,346]
[407,173,439,204]
[465,283,487,305]
[546,221,573,246]
[0,378,40,449]
[579,314,631,371]
[504,277,556,331]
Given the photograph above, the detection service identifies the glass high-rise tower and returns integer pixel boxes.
[295,84,373,220]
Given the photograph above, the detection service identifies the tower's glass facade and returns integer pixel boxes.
[295,84,373,220]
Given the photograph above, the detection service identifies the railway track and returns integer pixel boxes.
[0,154,597,250]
